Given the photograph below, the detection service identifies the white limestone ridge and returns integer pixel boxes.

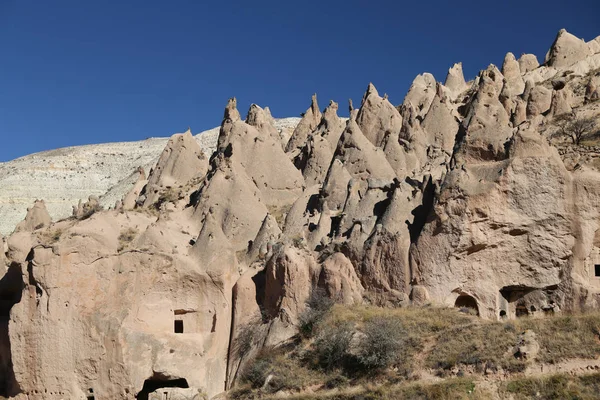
[0,117,301,235]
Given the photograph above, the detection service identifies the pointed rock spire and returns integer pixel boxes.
[223,97,241,123]
[245,103,280,142]
[143,131,209,206]
[444,62,467,96]
[501,52,525,97]
[285,94,322,153]
[545,29,591,68]
[356,82,403,148]
[402,73,436,118]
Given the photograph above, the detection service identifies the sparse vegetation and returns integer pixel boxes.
[40,228,63,244]
[518,313,600,363]
[356,317,409,371]
[554,113,597,145]
[117,227,138,252]
[267,204,292,227]
[502,373,600,400]
[299,289,335,337]
[234,304,600,399]
[155,188,180,209]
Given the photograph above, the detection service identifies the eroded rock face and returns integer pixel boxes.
[545,29,592,68]
[143,131,209,206]
[14,200,51,233]
[2,28,600,400]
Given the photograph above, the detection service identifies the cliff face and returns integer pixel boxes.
[1,29,600,399]
[0,119,300,236]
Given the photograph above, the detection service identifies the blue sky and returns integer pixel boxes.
[0,0,598,162]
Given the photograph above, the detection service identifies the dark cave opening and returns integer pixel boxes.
[136,378,189,400]
[455,294,479,316]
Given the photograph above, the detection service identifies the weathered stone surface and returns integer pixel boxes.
[0,118,300,236]
[501,52,526,97]
[545,29,591,68]
[444,63,467,98]
[422,83,459,154]
[518,53,539,73]
[143,130,209,206]
[319,252,363,304]
[527,85,553,117]
[286,94,322,153]
[402,73,437,118]
[356,83,403,147]
[14,200,51,233]
[2,28,600,400]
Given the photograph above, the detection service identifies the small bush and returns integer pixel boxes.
[299,289,335,338]
[117,227,138,252]
[242,356,272,388]
[232,316,263,361]
[312,321,355,371]
[356,317,408,371]
[241,351,320,393]
[155,188,180,209]
[40,228,63,244]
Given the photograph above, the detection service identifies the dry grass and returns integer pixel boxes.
[267,204,293,227]
[501,372,600,400]
[518,313,600,363]
[233,305,600,399]
[426,321,525,373]
[40,228,63,245]
[117,227,138,252]
[251,378,488,400]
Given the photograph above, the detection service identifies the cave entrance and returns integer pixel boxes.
[595,264,600,277]
[136,378,189,400]
[454,294,479,316]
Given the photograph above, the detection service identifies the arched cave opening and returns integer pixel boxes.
[454,294,479,316]
[136,377,189,400]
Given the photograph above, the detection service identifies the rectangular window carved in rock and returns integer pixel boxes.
[595,264,600,277]
[174,319,184,333]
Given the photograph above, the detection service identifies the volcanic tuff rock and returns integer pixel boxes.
[0,118,300,236]
[1,29,600,399]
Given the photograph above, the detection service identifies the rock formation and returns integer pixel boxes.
[1,28,600,399]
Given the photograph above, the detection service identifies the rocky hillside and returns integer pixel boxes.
[0,118,300,236]
[1,29,600,400]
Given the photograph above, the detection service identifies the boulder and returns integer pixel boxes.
[122,167,147,210]
[526,85,553,117]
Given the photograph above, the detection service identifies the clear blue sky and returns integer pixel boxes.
[0,0,598,162]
